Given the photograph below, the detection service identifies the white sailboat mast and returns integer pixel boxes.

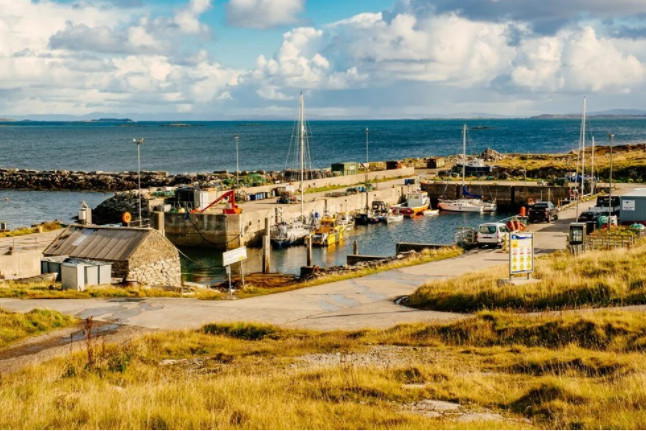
[462,123,467,195]
[299,91,305,219]
[365,127,369,212]
[591,136,595,195]
[580,96,586,197]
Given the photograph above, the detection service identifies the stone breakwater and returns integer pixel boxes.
[0,169,230,191]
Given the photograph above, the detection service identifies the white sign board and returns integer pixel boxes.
[222,246,247,266]
[509,233,534,276]
[622,200,636,211]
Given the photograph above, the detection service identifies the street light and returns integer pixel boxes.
[234,134,239,187]
[133,138,145,227]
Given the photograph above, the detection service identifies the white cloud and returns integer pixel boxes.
[512,27,644,92]
[0,0,238,115]
[226,0,304,29]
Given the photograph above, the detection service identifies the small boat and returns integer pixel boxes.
[337,212,353,230]
[423,209,439,216]
[355,201,388,225]
[312,215,345,246]
[270,220,310,248]
[392,192,430,217]
[386,212,404,223]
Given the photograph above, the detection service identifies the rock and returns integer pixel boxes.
[480,147,504,162]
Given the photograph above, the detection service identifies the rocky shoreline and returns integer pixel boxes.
[0,169,245,192]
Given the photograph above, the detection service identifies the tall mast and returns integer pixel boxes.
[580,96,586,197]
[299,91,305,219]
[365,127,369,212]
[462,124,467,193]
[591,136,595,195]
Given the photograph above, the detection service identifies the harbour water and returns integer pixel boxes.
[181,210,512,284]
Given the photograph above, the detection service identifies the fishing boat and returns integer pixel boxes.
[438,124,497,213]
[392,192,430,217]
[337,212,353,229]
[312,215,345,246]
[355,201,388,225]
[270,92,312,248]
[270,221,311,248]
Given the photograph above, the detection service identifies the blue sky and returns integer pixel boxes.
[2,0,646,119]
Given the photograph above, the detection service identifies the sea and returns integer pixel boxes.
[1,118,644,282]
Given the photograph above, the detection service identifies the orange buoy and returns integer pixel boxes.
[122,211,132,224]
[520,206,526,217]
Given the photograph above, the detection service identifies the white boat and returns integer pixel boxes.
[270,92,312,248]
[438,124,497,213]
[386,212,404,223]
[422,209,439,216]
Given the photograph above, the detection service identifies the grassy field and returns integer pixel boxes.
[1,311,645,429]
[0,281,224,300]
[495,143,646,181]
[408,240,646,312]
[0,308,77,349]
[0,221,61,238]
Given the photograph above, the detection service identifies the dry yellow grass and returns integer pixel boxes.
[0,221,61,237]
[1,311,645,429]
[0,308,77,348]
[408,240,646,312]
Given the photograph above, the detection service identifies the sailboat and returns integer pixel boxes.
[438,124,497,213]
[270,92,312,248]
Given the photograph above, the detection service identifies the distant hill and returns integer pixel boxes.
[532,109,646,119]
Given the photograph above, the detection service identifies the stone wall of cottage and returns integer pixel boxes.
[127,231,182,287]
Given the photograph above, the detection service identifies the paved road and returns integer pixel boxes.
[0,196,597,331]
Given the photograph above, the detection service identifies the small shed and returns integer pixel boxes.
[426,157,446,169]
[44,225,181,287]
[331,162,359,176]
[620,188,646,225]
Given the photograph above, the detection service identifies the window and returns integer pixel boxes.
[479,225,497,234]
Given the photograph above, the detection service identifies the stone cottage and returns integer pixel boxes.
[44,225,181,287]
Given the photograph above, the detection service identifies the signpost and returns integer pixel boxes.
[222,246,247,293]
[509,232,534,280]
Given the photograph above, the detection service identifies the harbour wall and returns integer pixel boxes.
[162,184,417,249]
[421,182,572,209]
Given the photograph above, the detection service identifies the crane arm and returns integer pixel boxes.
[199,190,236,213]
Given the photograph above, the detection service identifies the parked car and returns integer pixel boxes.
[528,201,559,223]
[476,222,510,247]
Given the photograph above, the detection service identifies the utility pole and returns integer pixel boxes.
[580,96,586,197]
[234,134,240,187]
[608,133,614,218]
[591,136,595,195]
[133,138,145,227]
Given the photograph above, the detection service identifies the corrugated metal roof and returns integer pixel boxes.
[44,225,152,261]
[622,188,646,198]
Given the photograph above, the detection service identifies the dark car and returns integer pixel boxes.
[578,209,611,223]
[528,201,559,223]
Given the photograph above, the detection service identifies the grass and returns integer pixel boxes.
[408,239,646,312]
[1,311,646,428]
[495,143,646,182]
[235,246,464,298]
[0,308,77,349]
[0,280,224,300]
[0,221,62,238]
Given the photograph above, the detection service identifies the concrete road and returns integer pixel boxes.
[0,196,597,331]
[0,229,62,255]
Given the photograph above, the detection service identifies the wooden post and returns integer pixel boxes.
[306,235,313,267]
[353,240,359,255]
[263,217,271,274]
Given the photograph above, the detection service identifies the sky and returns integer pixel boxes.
[2,0,646,119]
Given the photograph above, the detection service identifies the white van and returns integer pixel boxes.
[476,222,510,247]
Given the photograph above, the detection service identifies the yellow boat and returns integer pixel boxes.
[312,215,345,246]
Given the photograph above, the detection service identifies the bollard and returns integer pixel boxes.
[262,218,271,273]
[306,235,313,267]
[353,240,359,255]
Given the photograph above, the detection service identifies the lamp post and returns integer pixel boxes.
[133,138,145,227]
[234,134,240,187]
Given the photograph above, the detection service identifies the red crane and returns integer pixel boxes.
[192,190,242,214]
